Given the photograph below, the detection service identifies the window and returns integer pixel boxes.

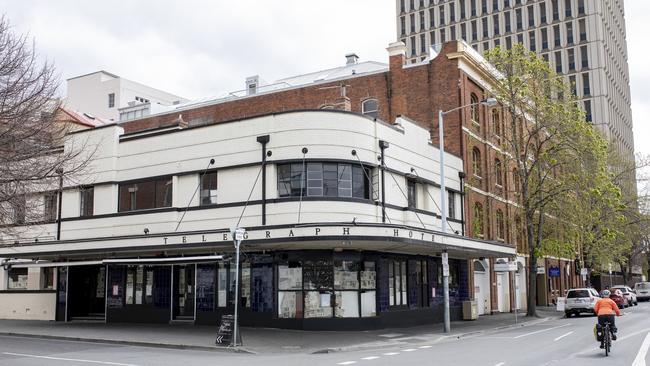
[493,0,499,12]
[448,191,456,219]
[471,0,477,16]
[440,28,446,42]
[552,0,559,21]
[388,260,408,306]
[449,3,455,22]
[108,93,115,108]
[504,11,511,32]
[582,73,590,95]
[492,109,501,138]
[460,0,466,19]
[420,11,425,31]
[539,2,547,24]
[361,99,379,120]
[495,159,503,186]
[481,0,487,14]
[580,45,588,68]
[541,27,548,49]
[118,177,173,212]
[566,21,574,45]
[410,13,415,33]
[555,51,563,73]
[200,172,218,205]
[12,196,26,224]
[584,100,592,122]
[565,0,572,17]
[471,20,477,41]
[44,192,58,222]
[470,93,479,123]
[516,8,522,30]
[493,14,500,35]
[400,0,405,13]
[569,75,577,95]
[483,17,489,37]
[461,23,467,40]
[410,36,416,56]
[578,0,585,15]
[553,25,560,47]
[277,162,371,199]
[496,209,505,240]
[400,16,406,35]
[420,33,426,53]
[529,31,536,51]
[512,168,520,192]
[472,148,482,177]
[578,19,586,42]
[7,268,28,289]
[41,267,55,290]
[407,179,417,209]
[80,187,94,217]
[527,5,534,27]
[568,48,575,71]
[429,8,435,27]
[473,203,484,236]
[439,5,445,25]
[411,259,429,308]
[335,260,377,317]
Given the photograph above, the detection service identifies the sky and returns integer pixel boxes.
[0,0,647,159]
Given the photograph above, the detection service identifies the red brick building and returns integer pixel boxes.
[121,40,582,312]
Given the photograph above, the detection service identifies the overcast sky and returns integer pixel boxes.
[1,0,647,158]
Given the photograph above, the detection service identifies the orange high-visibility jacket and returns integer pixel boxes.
[594,298,621,316]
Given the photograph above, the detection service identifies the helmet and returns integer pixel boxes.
[602,290,611,297]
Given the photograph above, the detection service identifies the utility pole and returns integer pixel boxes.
[232,227,246,347]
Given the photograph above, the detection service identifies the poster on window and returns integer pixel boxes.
[126,272,134,305]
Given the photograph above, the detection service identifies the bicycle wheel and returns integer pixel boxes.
[605,326,611,356]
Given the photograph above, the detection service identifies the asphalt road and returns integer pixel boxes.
[1,303,650,366]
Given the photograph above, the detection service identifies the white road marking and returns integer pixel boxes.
[632,332,650,366]
[494,363,505,366]
[337,362,357,365]
[1,352,139,366]
[513,323,572,339]
[553,331,574,342]
[361,356,380,360]
[378,333,404,338]
[418,345,432,349]
[383,352,400,356]
[402,348,417,352]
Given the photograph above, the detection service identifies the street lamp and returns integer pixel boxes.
[438,97,497,334]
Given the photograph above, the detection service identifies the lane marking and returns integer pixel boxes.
[553,331,574,342]
[418,345,432,349]
[361,356,380,360]
[383,352,400,356]
[494,363,505,366]
[337,362,357,365]
[632,332,650,366]
[1,352,139,366]
[402,348,417,352]
[513,324,571,339]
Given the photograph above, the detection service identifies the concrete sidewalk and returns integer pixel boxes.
[0,309,562,355]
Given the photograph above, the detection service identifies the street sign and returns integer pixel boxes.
[233,227,246,242]
[548,267,561,277]
[580,268,588,276]
[494,262,518,272]
[215,314,241,346]
[536,266,545,274]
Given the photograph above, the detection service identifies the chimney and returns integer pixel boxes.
[386,41,406,71]
[345,53,359,66]
[246,75,259,95]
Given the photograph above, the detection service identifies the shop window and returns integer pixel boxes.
[44,192,58,222]
[251,258,274,312]
[80,187,94,217]
[197,264,215,311]
[304,259,334,318]
[278,162,371,199]
[409,259,429,308]
[200,172,218,205]
[278,262,303,318]
[388,260,408,306]
[118,177,173,212]
[41,267,55,290]
[7,267,28,289]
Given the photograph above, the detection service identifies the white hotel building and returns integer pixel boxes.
[0,110,514,329]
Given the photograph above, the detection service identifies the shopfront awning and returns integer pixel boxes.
[5,255,224,268]
[0,223,515,260]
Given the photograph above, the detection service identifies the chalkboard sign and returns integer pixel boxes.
[215,314,242,346]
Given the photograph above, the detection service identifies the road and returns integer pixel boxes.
[2,303,650,366]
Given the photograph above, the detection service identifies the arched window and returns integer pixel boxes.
[492,109,501,137]
[495,158,503,186]
[362,99,379,119]
[320,104,335,110]
[514,216,522,248]
[473,260,487,272]
[472,148,482,177]
[512,168,520,191]
[496,209,505,240]
[473,202,484,237]
[470,93,479,123]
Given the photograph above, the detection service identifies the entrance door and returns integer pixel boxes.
[497,272,510,312]
[473,260,490,315]
[67,265,106,321]
[173,265,195,321]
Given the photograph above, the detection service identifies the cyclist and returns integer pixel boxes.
[595,289,622,341]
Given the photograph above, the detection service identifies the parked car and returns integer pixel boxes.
[635,282,650,302]
[612,285,638,306]
[565,288,601,317]
[610,289,629,308]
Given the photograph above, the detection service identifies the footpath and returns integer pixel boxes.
[0,308,561,355]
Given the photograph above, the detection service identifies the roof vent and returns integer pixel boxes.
[345,53,359,65]
[246,75,259,95]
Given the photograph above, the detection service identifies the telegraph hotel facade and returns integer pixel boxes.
[0,110,514,329]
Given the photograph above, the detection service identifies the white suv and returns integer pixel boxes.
[635,282,650,302]
[612,285,638,306]
[565,288,601,317]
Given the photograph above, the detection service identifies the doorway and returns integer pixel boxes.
[172,264,196,321]
[473,260,490,315]
[496,272,510,313]
[67,265,106,321]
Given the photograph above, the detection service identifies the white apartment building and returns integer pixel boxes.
[396,0,635,159]
[0,110,514,328]
[65,70,188,122]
